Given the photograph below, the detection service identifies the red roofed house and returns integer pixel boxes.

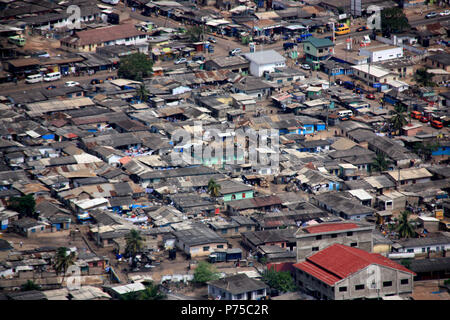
[295,221,374,261]
[293,244,415,300]
[60,24,148,52]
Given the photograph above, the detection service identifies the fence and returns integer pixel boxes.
[375,35,427,58]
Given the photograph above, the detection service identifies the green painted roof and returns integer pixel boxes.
[304,37,334,48]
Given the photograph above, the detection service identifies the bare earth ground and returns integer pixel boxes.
[412,280,450,300]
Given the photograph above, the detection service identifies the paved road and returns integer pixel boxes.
[0,69,118,95]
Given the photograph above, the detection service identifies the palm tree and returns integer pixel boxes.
[414,68,436,87]
[140,281,166,300]
[125,229,143,267]
[396,211,416,239]
[389,103,407,135]
[207,178,221,198]
[136,83,150,102]
[371,153,391,172]
[53,247,76,287]
[21,280,41,291]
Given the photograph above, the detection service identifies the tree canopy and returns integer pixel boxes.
[118,52,153,81]
[186,26,203,42]
[414,68,436,87]
[381,7,410,36]
[120,281,166,300]
[193,261,220,284]
[371,153,391,173]
[8,194,37,219]
[261,267,296,293]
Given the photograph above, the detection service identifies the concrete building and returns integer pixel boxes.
[359,45,403,63]
[173,225,228,257]
[303,37,334,71]
[295,221,374,261]
[243,50,286,77]
[293,244,416,300]
[351,64,397,87]
[60,24,148,52]
[208,274,268,300]
[386,168,433,186]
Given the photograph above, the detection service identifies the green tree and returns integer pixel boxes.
[136,83,150,102]
[21,280,41,291]
[371,153,391,172]
[140,281,166,300]
[193,261,220,284]
[414,68,436,87]
[8,194,37,219]
[395,211,416,239]
[118,52,153,81]
[125,229,143,266]
[381,7,410,35]
[186,26,203,42]
[207,178,221,198]
[262,267,296,293]
[53,247,76,287]
[413,141,440,161]
[389,103,407,135]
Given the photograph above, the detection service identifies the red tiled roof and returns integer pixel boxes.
[65,133,78,139]
[294,244,415,285]
[304,223,359,234]
[267,262,295,273]
[294,261,341,286]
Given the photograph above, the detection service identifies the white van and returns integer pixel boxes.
[25,74,43,84]
[337,110,354,120]
[43,72,61,82]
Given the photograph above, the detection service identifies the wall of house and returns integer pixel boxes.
[333,265,413,300]
[183,242,228,257]
[296,229,373,261]
[398,243,450,254]
[360,47,403,63]
[295,268,335,300]
[223,190,254,202]
[250,61,285,77]
[208,285,267,300]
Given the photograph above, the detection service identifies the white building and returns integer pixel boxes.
[244,50,286,77]
[359,45,403,63]
[351,64,397,86]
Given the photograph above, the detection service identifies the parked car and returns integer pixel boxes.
[174,58,187,65]
[90,78,103,85]
[420,115,430,123]
[366,93,375,100]
[425,12,438,19]
[207,36,217,43]
[193,55,205,62]
[440,10,450,16]
[229,48,242,56]
[301,64,311,70]
[65,81,80,87]
[356,26,368,32]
